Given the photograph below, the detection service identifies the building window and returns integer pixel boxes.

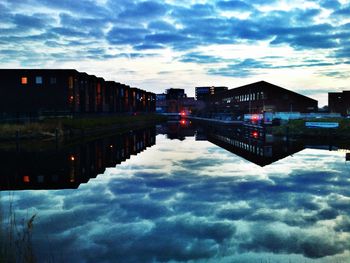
[68,76,74,90]
[21,77,28,84]
[36,76,43,84]
[50,77,57,84]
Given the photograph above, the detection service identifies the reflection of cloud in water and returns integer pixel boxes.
[3,136,350,262]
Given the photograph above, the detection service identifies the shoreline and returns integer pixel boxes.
[0,114,167,142]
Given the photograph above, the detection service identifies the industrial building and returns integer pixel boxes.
[328,91,350,116]
[0,69,156,120]
[209,81,318,116]
[156,88,205,113]
[195,86,228,101]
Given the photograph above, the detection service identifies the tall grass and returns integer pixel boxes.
[0,193,36,263]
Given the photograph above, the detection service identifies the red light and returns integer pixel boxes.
[252,131,259,138]
[180,111,186,116]
[252,115,258,121]
[180,119,186,125]
[23,176,30,183]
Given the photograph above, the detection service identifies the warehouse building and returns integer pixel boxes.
[195,86,228,101]
[0,69,156,120]
[328,91,350,116]
[209,81,318,116]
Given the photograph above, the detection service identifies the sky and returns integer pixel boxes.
[1,0,350,106]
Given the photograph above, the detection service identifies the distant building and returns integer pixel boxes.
[156,93,166,101]
[156,89,205,113]
[328,91,350,115]
[210,81,318,115]
[166,88,186,100]
[195,86,228,101]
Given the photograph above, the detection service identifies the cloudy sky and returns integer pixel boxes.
[6,135,350,262]
[1,0,350,105]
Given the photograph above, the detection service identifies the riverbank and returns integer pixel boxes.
[268,118,350,138]
[0,114,167,141]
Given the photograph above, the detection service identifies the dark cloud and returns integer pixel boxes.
[208,58,270,78]
[12,13,50,29]
[35,0,108,16]
[147,20,176,32]
[107,26,148,45]
[51,27,88,38]
[319,0,341,9]
[133,43,164,50]
[205,56,343,78]
[240,225,349,258]
[145,33,190,44]
[58,13,107,37]
[216,0,253,11]
[332,4,350,16]
[118,1,168,20]
[171,4,216,18]
[179,52,227,64]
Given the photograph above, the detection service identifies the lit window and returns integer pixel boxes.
[68,76,73,90]
[36,76,43,84]
[23,175,30,183]
[21,77,28,84]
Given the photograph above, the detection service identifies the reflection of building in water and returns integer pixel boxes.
[0,127,156,190]
[156,120,195,140]
[207,129,305,167]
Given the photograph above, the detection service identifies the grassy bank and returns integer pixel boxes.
[0,114,167,141]
[268,118,350,138]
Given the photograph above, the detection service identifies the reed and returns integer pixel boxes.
[0,193,36,263]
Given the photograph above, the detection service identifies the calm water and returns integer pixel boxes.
[1,122,350,262]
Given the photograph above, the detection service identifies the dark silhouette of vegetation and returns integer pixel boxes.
[0,193,36,263]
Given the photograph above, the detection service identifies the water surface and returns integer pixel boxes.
[1,123,350,262]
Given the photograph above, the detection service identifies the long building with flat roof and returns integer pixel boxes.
[0,69,156,120]
[209,81,318,115]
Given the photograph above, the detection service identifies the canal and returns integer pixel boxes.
[0,122,349,262]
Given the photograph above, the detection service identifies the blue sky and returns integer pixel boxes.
[1,0,350,105]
